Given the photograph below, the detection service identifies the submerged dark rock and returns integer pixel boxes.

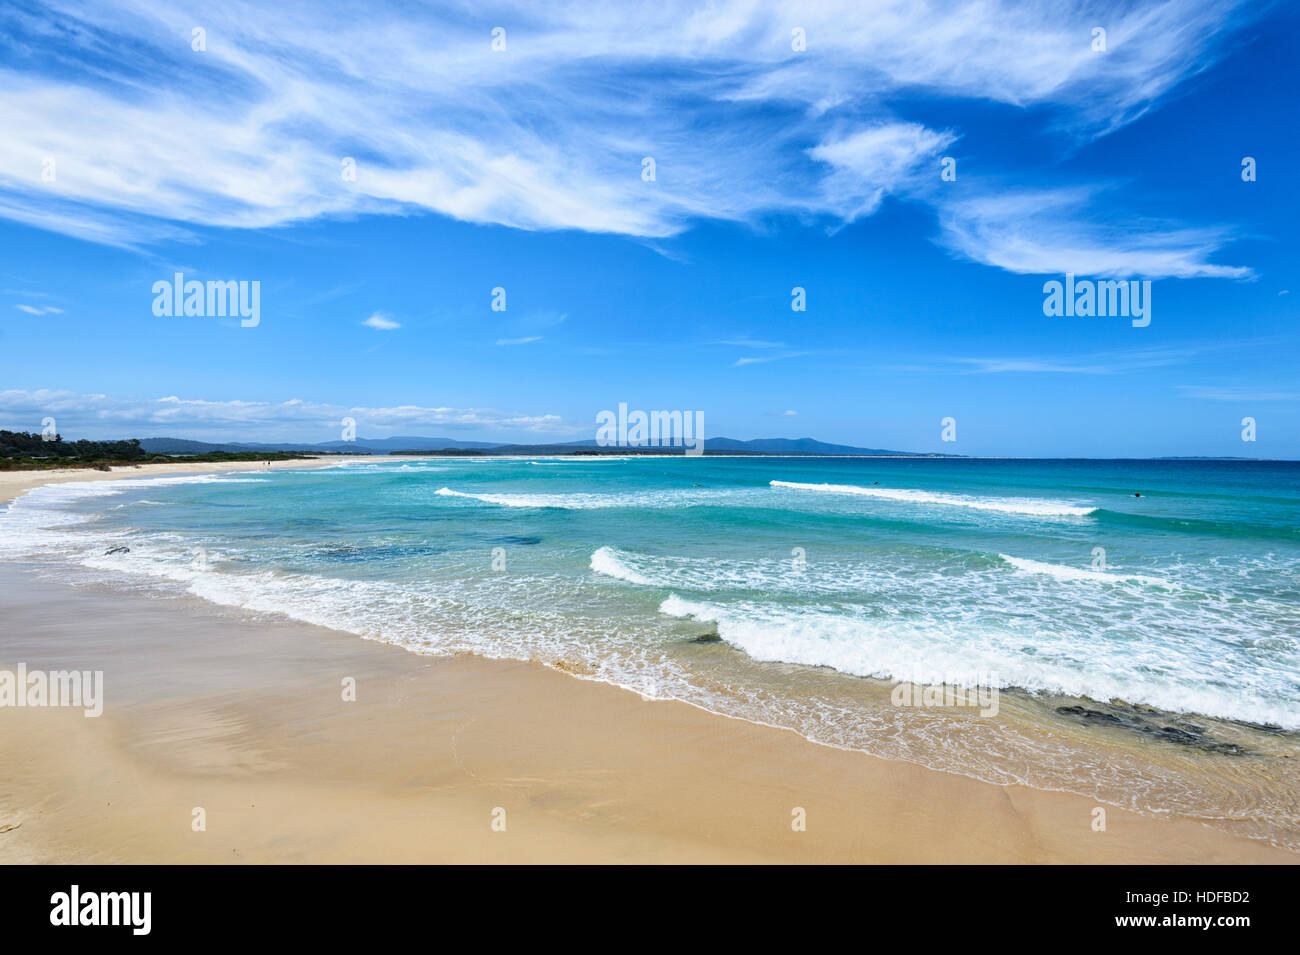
[104,545,130,555]
[691,633,722,644]
[1055,703,1248,755]
[1156,725,1202,745]
[1056,705,1123,724]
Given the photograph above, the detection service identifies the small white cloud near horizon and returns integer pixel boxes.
[362,311,401,330]
[735,352,809,367]
[780,409,798,416]
[1178,385,1300,402]
[709,338,785,348]
[496,336,541,346]
[0,387,581,441]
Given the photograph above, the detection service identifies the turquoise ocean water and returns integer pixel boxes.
[3,456,1298,846]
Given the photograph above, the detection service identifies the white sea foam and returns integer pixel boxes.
[658,594,1299,729]
[435,486,723,509]
[999,553,1169,586]
[435,487,612,508]
[589,546,656,585]
[770,480,1096,517]
[587,545,892,595]
[9,474,265,503]
[529,458,627,465]
[0,475,267,557]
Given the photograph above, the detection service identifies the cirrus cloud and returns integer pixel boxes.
[0,0,1256,280]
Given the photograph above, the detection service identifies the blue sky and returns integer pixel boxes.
[0,0,1296,457]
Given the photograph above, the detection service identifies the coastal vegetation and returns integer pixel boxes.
[0,430,312,471]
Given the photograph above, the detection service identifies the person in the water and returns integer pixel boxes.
[1134,492,1142,497]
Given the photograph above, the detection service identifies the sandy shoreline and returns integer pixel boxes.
[0,455,347,503]
[0,460,1294,863]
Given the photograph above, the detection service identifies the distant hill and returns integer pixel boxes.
[700,437,920,455]
[139,435,497,454]
[140,435,946,456]
[137,437,256,453]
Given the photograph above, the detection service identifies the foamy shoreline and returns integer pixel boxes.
[0,459,1295,863]
[0,455,350,506]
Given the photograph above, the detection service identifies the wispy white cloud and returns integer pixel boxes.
[957,357,1120,375]
[935,188,1252,279]
[0,0,1254,281]
[495,335,541,345]
[952,351,1188,374]
[362,311,401,330]
[14,304,63,315]
[0,388,579,440]
[708,338,786,348]
[734,351,810,366]
[1178,386,1300,402]
[808,123,956,221]
[889,344,1204,376]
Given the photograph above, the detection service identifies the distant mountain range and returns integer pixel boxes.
[138,436,949,456]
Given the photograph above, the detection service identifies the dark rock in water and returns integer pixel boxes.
[1056,705,1123,724]
[104,545,130,555]
[1055,703,1246,755]
[1156,727,1244,755]
[692,633,722,643]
